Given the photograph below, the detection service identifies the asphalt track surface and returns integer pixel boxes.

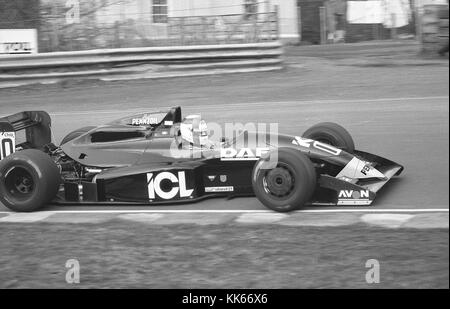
[0,49,448,213]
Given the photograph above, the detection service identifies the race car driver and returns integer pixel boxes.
[178,114,215,149]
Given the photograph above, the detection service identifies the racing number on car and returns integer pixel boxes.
[0,132,15,160]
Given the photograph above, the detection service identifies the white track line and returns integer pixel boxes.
[0,208,448,215]
[46,96,449,117]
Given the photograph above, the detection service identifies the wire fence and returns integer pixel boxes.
[167,13,278,45]
[0,0,278,52]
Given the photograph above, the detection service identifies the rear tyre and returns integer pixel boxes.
[252,148,317,212]
[60,126,95,146]
[302,122,355,153]
[0,149,61,212]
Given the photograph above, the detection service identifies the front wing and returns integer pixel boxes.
[312,150,403,206]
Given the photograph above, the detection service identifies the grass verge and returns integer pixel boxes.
[0,221,448,288]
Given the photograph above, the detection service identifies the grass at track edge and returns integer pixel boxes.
[0,221,448,288]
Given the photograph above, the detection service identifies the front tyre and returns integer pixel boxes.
[302,122,355,153]
[252,148,317,212]
[0,149,61,212]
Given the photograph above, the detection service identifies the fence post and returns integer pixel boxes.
[114,21,120,48]
[51,1,59,51]
[391,13,397,39]
[202,16,207,43]
[180,18,185,45]
[372,23,378,40]
[297,6,302,43]
[274,5,280,40]
[253,13,258,42]
[319,6,327,44]
[414,4,422,42]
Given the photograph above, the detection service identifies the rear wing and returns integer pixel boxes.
[0,111,52,159]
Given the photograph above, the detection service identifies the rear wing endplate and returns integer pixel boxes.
[0,111,52,158]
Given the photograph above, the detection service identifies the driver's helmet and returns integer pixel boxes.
[179,114,208,146]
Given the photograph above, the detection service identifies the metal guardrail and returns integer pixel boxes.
[0,42,283,87]
[0,42,282,71]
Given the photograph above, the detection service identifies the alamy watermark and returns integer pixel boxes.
[65,258,80,284]
[169,121,279,169]
[365,259,380,284]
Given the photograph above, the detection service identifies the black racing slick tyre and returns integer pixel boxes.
[302,122,355,153]
[252,148,317,212]
[60,126,96,146]
[0,150,61,212]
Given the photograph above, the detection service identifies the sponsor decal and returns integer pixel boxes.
[0,29,38,54]
[360,164,372,176]
[339,176,355,183]
[337,200,372,205]
[132,115,159,126]
[0,131,15,160]
[207,175,216,181]
[338,189,370,199]
[336,157,385,179]
[147,171,193,200]
[337,189,372,205]
[2,42,32,53]
[292,136,342,156]
[205,186,234,193]
[220,147,270,161]
[164,120,174,126]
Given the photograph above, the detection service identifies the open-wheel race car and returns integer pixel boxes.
[0,107,403,212]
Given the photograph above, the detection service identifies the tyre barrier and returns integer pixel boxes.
[0,42,283,88]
